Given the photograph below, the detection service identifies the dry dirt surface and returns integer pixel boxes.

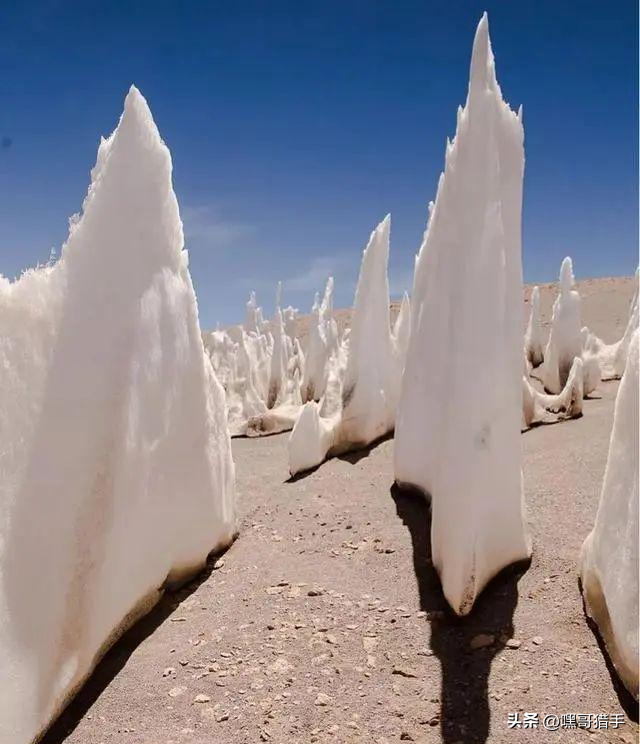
[43,277,638,744]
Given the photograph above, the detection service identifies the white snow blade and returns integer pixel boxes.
[589,267,639,380]
[394,14,531,616]
[540,257,583,394]
[288,215,407,476]
[580,330,639,700]
[524,285,544,368]
[0,87,236,744]
[522,356,583,429]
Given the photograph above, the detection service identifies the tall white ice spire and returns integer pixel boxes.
[288,215,405,475]
[541,257,583,393]
[0,86,236,743]
[525,286,544,368]
[394,14,530,615]
[580,331,639,699]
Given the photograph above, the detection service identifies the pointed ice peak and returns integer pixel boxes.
[311,291,320,314]
[560,257,575,292]
[124,84,146,112]
[117,85,161,147]
[245,290,262,333]
[321,277,334,315]
[364,214,391,263]
[469,12,497,97]
[371,213,391,244]
[531,285,540,307]
[394,291,411,328]
[87,86,160,189]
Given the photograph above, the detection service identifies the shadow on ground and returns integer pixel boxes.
[391,483,530,744]
[335,431,393,465]
[40,548,230,744]
[285,432,393,483]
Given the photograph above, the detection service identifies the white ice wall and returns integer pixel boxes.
[524,285,544,367]
[288,215,404,475]
[394,14,531,615]
[541,257,583,393]
[339,215,401,446]
[580,330,639,700]
[522,356,583,429]
[591,270,639,380]
[301,279,336,403]
[0,87,236,744]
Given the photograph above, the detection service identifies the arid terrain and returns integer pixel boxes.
[42,276,638,744]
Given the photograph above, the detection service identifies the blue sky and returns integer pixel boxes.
[0,1,637,327]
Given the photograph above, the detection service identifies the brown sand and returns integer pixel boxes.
[42,276,638,744]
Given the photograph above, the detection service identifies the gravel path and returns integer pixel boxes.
[42,279,638,744]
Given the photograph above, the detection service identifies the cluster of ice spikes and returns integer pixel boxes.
[204,226,411,449]
[522,258,638,430]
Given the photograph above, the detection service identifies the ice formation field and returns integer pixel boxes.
[0,87,236,744]
[203,286,308,438]
[0,10,637,744]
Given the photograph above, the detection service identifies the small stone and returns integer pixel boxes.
[505,639,521,649]
[362,636,378,652]
[400,733,414,741]
[307,587,324,597]
[392,666,418,678]
[470,634,495,650]
[162,667,176,677]
[314,692,331,706]
[216,712,229,722]
[532,636,544,646]
[417,649,433,656]
[194,694,211,703]
[168,686,186,698]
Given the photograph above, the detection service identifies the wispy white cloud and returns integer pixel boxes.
[238,253,357,298]
[284,255,355,293]
[181,204,252,249]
